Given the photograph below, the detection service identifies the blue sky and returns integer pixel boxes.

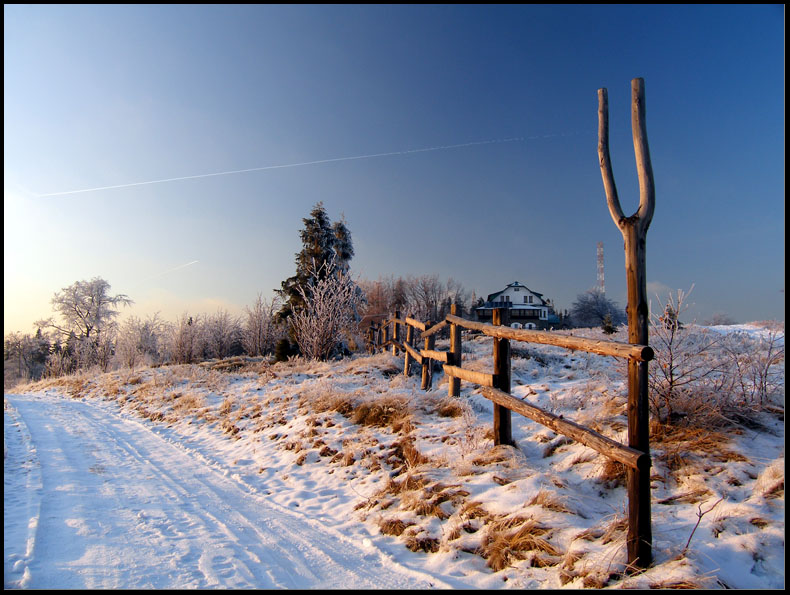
[4,4,785,335]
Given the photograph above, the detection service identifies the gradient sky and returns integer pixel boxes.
[4,4,785,336]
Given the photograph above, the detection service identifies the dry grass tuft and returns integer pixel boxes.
[528,489,574,514]
[352,396,414,434]
[596,459,627,488]
[378,517,415,536]
[542,436,573,458]
[652,422,748,474]
[403,528,441,553]
[649,579,705,589]
[219,397,235,416]
[172,392,205,414]
[382,471,429,496]
[472,445,514,467]
[601,515,628,544]
[479,517,560,571]
[387,435,426,469]
[434,395,466,418]
[754,458,784,500]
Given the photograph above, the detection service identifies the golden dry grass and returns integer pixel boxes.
[378,517,414,536]
[479,517,560,571]
[528,489,573,514]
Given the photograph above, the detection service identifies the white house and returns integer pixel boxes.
[475,281,559,330]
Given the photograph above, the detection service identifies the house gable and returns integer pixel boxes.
[477,281,555,328]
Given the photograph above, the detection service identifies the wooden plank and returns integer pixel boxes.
[403,341,423,364]
[381,339,404,352]
[480,386,648,471]
[444,314,652,361]
[443,365,494,387]
[405,317,426,331]
[420,349,449,363]
[420,319,448,338]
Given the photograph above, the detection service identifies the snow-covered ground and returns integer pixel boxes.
[4,324,784,589]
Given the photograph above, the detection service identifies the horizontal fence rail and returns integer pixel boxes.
[445,314,653,361]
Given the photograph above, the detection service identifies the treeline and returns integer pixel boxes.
[3,290,289,386]
[357,275,474,322]
[3,274,477,387]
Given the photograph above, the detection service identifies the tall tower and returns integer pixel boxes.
[597,241,605,294]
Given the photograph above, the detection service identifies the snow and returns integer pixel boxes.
[4,324,784,589]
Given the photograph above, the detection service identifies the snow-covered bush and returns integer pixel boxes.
[290,258,363,361]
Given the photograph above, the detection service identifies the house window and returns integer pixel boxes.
[528,295,533,304]
[523,296,529,304]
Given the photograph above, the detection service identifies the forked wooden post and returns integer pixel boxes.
[492,308,513,446]
[598,77,655,569]
[421,321,434,390]
[448,304,462,397]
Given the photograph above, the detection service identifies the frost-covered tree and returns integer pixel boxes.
[169,313,206,364]
[4,330,50,384]
[277,202,354,322]
[38,277,132,369]
[569,290,625,328]
[242,294,282,356]
[115,314,168,369]
[331,215,354,273]
[290,257,363,361]
[205,308,243,360]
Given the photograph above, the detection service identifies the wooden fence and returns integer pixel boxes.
[366,78,656,569]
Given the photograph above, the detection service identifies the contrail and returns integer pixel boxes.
[148,260,199,281]
[34,137,528,197]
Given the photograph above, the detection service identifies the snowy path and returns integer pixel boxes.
[4,393,446,589]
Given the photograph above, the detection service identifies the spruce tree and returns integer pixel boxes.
[331,215,354,273]
[277,202,353,322]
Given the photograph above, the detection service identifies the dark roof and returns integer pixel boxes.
[485,281,546,303]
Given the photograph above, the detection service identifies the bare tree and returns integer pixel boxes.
[169,313,206,364]
[723,327,784,406]
[290,257,362,360]
[570,290,626,328]
[115,314,168,369]
[647,288,728,424]
[205,308,242,360]
[242,294,282,356]
[38,277,132,370]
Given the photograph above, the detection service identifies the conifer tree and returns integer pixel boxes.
[277,202,354,322]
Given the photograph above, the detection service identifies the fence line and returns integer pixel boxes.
[365,78,656,569]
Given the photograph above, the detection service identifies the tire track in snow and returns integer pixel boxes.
[4,393,447,589]
[4,398,43,588]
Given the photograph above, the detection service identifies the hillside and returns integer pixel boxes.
[4,324,784,589]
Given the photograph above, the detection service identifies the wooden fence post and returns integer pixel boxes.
[598,77,654,569]
[367,325,374,354]
[404,321,414,376]
[492,307,513,446]
[448,304,461,397]
[392,310,400,356]
[421,320,434,390]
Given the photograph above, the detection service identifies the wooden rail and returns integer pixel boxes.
[445,315,653,362]
[366,78,656,569]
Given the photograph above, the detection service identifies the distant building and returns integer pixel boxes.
[475,281,561,330]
